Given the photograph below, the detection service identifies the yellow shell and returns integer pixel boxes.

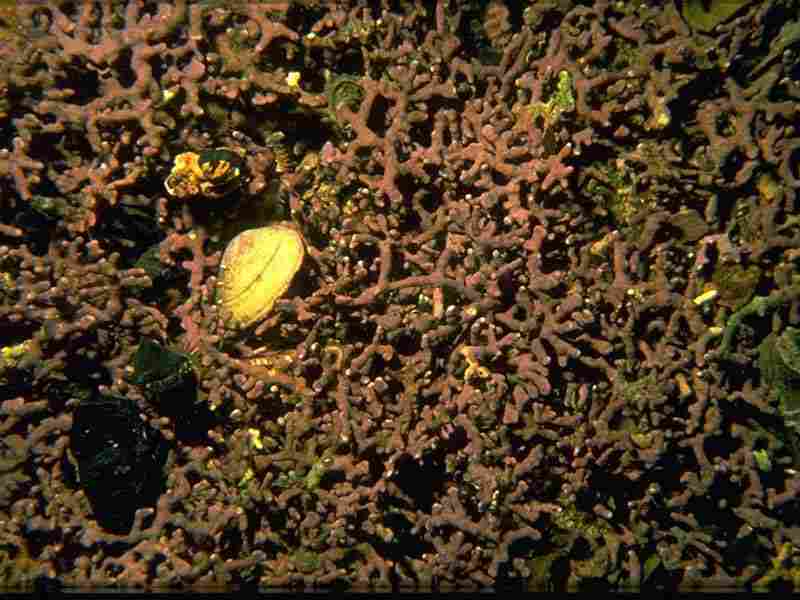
[218,224,305,328]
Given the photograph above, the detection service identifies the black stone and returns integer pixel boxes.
[131,338,194,396]
[70,395,169,534]
[130,338,216,444]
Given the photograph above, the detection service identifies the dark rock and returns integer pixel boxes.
[70,395,169,534]
[130,338,216,444]
[131,338,194,397]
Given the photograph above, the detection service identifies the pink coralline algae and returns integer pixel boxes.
[1,0,800,591]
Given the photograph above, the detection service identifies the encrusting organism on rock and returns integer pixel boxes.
[164,148,247,200]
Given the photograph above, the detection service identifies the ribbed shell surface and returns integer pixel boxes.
[219,224,305,328]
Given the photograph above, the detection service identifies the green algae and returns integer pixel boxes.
[521,70,576,131]
[682,0,759,32]
[719,286,800,357]
[759,327,800,432]
[712,263,761,311]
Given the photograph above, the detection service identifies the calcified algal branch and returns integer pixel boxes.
[0,0,799,590]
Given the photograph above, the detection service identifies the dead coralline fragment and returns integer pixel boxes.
[218,224,305,328]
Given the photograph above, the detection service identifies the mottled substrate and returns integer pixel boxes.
[1,0,800,591]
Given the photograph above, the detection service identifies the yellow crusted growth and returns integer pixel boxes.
[0,339,33,380]
[165,148,246,199]
[459,346,491,382]
[176,152,201,175]
[164,152,202,198]
[1,339,31,361]
[247,428,263,450]
[286,71,301,89]
[693,288,719,305]
[239,467,255,488]
[201,159,232,180]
